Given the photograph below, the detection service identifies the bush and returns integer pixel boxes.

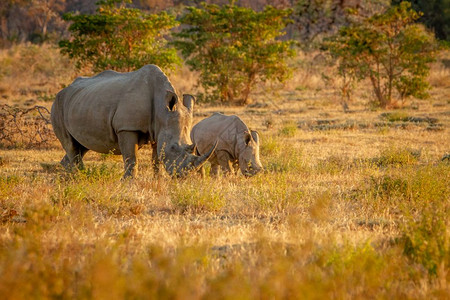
[173,3,295,105]
[59,0,180,72]
[325,2,438,108]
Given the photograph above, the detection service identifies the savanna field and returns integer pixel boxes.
[1,43,449,299]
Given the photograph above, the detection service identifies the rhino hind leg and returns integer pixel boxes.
[59,137,89,170]
[118,131,139,178]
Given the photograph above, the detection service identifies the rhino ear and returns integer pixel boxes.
[251,130,260,144]
[244,131,252,146]
[182,94,195,114]
[165,90,178,111]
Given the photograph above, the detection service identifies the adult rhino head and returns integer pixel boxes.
[50,65,214,178]
[157,92,216,177]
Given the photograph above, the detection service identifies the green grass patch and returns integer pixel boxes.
[244,173,303,212]
[372,147,420,167]
[380,111,410,122]
[363,164,449,275]
[278,121,298,137]
[315,155,351,174]
[264,143,305,173]
[170,178,225,212]
[260,134,282,156]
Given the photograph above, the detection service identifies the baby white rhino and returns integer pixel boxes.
[191,113,263,176]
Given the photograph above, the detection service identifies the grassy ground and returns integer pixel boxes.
[0,44,449,299]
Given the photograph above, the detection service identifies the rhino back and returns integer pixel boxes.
[58,65,173,153]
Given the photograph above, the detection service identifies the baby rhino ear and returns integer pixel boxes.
[182,94,195,114]
[244,131,252,146]
[250,130,260,144]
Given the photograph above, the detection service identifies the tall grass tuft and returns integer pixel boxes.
[278,121,298,137]
[400,164,450,275]
[373,147,419,167]
[170,177,225,212]
[363,164,449,275]
[243,173,303,212]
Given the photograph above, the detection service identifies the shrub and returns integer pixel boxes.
[59,0,180,72]
[173,3,295,104]
[325,2,438,108]
[392,0,450,41]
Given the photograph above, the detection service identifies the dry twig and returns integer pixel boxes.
[0,104,55,149]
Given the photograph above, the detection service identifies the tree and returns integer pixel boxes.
[392,0,450,41]
[324,1,438,108]
[172,2,295,105]
[0,0,28,46]
[28,0,66,42]
[59,0,180,72]
[293,0,391,44]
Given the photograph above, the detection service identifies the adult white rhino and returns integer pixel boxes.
[51,64,215,178]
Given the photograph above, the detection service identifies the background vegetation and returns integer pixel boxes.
[0,0,449,298]
[173,3,295,104]
[59,0,181,72]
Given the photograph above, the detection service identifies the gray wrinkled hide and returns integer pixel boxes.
[191,113,263,176]
[51,64,211,178]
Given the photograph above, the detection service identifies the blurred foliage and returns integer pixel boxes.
[324,2,438,108]
[392,0,450,41]
[59,0,180,72]
[172,2,295,105]
[365,164,449,275]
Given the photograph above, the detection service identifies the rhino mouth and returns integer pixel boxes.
[243,170,257,177]
[162,142,217,177]
[242,166,263,177]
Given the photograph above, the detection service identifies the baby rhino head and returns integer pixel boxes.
[239,130,263,177]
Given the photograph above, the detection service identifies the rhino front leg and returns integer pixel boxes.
[210,163,219,176]
[216,150,233,176]
[151,142,160,175]
[118,131,139,178]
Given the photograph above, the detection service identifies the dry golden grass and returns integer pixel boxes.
[0,44,449,299]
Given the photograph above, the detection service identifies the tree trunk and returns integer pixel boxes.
[369,73,386,108]
[0,16,8,44]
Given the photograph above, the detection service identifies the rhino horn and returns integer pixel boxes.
[193,144,198,155]
[193,141,217,170]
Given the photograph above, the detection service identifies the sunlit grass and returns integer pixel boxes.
[0,45,449,299]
